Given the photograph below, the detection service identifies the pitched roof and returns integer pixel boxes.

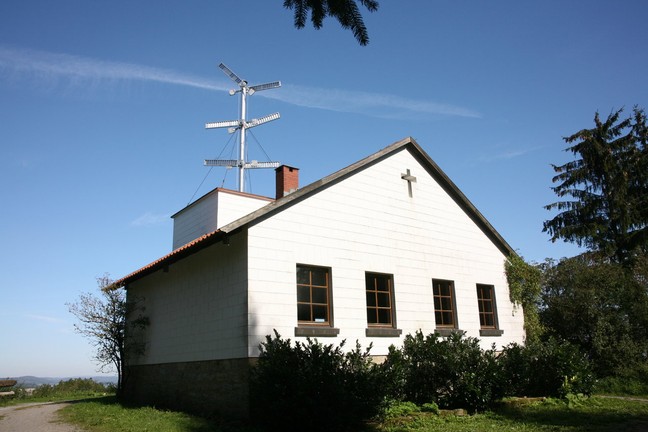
[112,137,515,289]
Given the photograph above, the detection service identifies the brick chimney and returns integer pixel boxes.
[275,165,299,199]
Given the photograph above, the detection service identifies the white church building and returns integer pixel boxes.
[114,136,525,417]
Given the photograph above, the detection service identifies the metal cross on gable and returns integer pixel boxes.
[401,169,417,197]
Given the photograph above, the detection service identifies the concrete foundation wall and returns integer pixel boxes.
[123,357,254,419]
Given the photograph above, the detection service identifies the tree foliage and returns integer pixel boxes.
[541,107,648,384]
[32,378,113,398]
[543,107,648,265]
[498,338,595,398]
[505,255,543,344]
[283,0,379,45]
[540,255,648,377]
[67,274,148,396]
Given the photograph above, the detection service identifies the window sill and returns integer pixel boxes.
[479,329,504,337]
[434,328,463,337]
[366,328,402,337]
[294,326,340,337]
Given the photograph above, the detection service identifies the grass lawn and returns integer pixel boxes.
[373,396,648,432]
[0,391,111,408]
[57,395,648,432]
[58,396,229,432]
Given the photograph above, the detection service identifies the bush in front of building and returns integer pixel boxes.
[250,331,386,432]
[498,338,595,398]
[381,330,504,413]
[251,330,596,430]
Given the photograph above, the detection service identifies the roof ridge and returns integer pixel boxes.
[112,136,515,289]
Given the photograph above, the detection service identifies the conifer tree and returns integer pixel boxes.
[543,107,648,265]
[283,0,379,45]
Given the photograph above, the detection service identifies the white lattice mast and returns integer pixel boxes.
[204,63,281,192]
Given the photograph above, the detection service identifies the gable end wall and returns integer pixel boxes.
[246,148,524,356]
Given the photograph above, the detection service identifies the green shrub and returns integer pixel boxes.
[539,255,648,378]
[32,384,54,398]
[32,378,112,399]
[382,331,504,413]
[420,402,440,414]
[11,387,30,401]
[499,338,595,398]
[382,401,421,419]
[595,364,648,396]
[250,331,386,432]
[105,382,118,394]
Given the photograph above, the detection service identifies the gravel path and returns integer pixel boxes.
[0,402,82,432]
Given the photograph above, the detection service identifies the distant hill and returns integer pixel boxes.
[5,375,118,388]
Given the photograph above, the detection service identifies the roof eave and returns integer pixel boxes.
[110,136,516,289]
[406,139,516,258]
[221,136,516,257]
[109,229,228,289]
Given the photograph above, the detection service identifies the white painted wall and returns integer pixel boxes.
[172,189,271,250]
[246,147,525,357]
[127,232,248,365]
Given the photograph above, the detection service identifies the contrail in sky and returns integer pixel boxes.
[476,145,546,164]
[25,314,67,324]
[0,46,226,91]
[0,46,482,119]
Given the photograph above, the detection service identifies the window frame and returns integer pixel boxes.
[365,272,396,327]
[432,278,459,333]
[365,272,402,337]
[476,283,503,337]
[295,264,339,337]
[296,264,332,325]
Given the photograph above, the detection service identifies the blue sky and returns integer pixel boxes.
[1,1,646,378]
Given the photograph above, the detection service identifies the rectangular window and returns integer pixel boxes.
[296,265,331,325]
[432,279,457,328]
[366,272,395,327]
[476,284,498,329]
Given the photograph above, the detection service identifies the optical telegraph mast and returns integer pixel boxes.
[204,63,281,192]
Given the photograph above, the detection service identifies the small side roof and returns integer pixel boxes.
[170,187,273,219]
[112,137,515,289]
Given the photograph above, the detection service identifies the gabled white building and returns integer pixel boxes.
[114,137,525,417]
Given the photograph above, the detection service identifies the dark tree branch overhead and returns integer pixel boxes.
[283,0,379,45]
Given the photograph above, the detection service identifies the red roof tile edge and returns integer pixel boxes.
[109,229,225,289]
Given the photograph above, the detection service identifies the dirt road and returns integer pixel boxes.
[0,402,81,432]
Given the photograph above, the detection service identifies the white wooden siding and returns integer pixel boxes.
[247,147,524,356]
[127,233,248,365]
[172,190,270,250]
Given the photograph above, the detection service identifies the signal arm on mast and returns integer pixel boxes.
[204,63,281,192]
